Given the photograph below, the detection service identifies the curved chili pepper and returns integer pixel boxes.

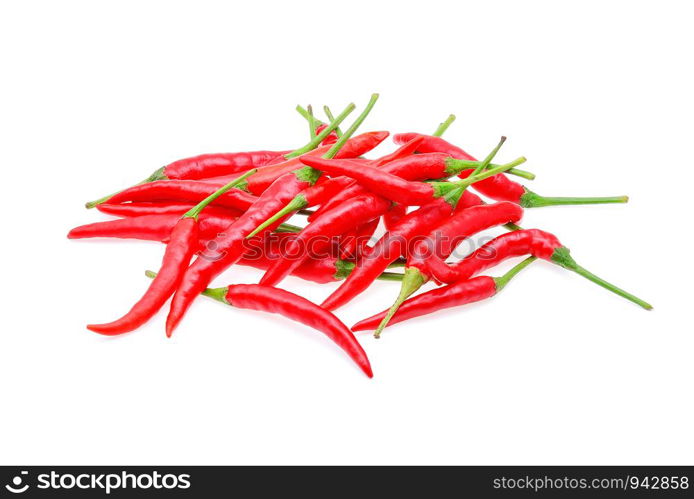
[373,201,525,337]
[86,170,255,336]
[225,285,373,376]
[106,180,258,212]
[166,97,382,336]
[423,228,652,309]
[352,257,537,332]
[87,217,200,335]
[97,202,242,219]
[155,277,372,377]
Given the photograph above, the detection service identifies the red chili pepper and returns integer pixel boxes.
[352,257,537,332]
[86,170,255,336]
[423,228,652,309]
[220,285,373,377]
[97,202,242,218]
[166,96,382,335]
[106,180,258,212]
[373,201,524,337]
[338,217,380,261]
[164,150,290,180]
[383,203,407,231]
[67,212,233,242]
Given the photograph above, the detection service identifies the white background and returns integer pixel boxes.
[1,1,692,465]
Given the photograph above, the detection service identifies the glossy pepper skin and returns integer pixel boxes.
[425,229,561,284]
[314,124,339,145]
[245,131,389,195]
[164,150,289,180]
[67,212,237,243]
[352,276,498,331]
[209,284,372,377]
[165,171,321,336]
[259,193,392,287]
[97,202,242,219]
[87,218,200,335]
[383,203,407,231]
[107,180,258,212]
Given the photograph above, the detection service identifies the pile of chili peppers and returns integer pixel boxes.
[69,95,652,377]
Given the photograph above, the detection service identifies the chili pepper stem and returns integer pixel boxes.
[323,106,343,137]
[183,169,257,220]
[493,256,537,291]
[452,157,526,189]
[286,103,355,159]
[201,286,230,304]
[520,189,628,208]
[306,105,317,138]
[324,94,380,159]
[374,268,426,338]
[247,195,307,238]
[84,166,167,209]
[433,114,456,137]
[445,159,535,180]
[550,247,652,310]
[376,272,406,282]
[472,136,506,176]
[296,105,325,127]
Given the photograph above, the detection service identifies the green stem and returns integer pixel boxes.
[457,157,527,188]
[433,114,456,137]
[297,209,315,216]
[286,103,355,159]
[471,136,506,176]
[296,105,325,127]
[445,159,535,181]
[493,256,537,291]
[324,93,379,160]
[374,268,426,338]
[85,166,167,209]
[323,106,342,136]
[183,169,257,220]
[550,247,652,310]
[376,272,405,282]
[520,189,628,208]
[274,223,302,233]
[246,194,308,238]
[306,105,317,139]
